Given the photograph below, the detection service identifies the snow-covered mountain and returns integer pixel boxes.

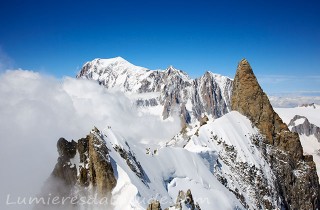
[41,113,281,210]
[77,57,233,123]
[38,58,319,210]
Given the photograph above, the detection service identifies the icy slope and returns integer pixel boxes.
[46,110,286,209]
[90,124,244,210]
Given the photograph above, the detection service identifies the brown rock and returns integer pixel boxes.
[42,128,117,204]
[88,132,117,196]
[200,115,209,126]
[232,60,288,144]
[231,59,320,209]
[147,200,162,210]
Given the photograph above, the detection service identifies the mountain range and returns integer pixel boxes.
[77,57,232,124]
[38,57,320,210]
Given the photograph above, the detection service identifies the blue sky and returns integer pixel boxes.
[0,0,319,95]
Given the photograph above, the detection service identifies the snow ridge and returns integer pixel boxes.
[61,112,272,210]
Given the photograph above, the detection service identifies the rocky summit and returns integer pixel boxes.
[39,58,320,210]
[232,59,320,209]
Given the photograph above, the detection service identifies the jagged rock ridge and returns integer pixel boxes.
[288,115,320,141]
[77,57,233,123]
[231,59,320,209]
[300,103,317,109]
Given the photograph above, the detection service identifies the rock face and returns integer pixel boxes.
[44,137,78,201]
[231,59,288,146]
[77,57,232,123]
[231,59,320,209]
[87,128,117,195]
[53,138,78,187]
[288,115,320,141]
[40,128,117,209]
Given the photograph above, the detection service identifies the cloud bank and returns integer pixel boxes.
[269,95,320,108]
[0,70,180,210]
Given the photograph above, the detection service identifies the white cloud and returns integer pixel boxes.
[0,70,180,210]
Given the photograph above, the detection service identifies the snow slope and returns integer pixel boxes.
[91,124,244,210]
[76,111,282,209]
[184,111,279,209]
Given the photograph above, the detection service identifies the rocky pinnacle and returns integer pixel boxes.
[232,59,320,209]
[232,59,288,144]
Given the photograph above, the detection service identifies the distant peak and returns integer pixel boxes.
[165,65,178,75]
[113,56,126,61]
[103,56,127,63]
[166,65,176,71]
[299,103,316,109]
[204,70,216,77]
[91,56,127,64]
[164,65,191,80]
[85,57,136,68]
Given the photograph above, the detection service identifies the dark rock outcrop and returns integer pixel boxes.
[231,59,320,209]
[39,128,117,209]
[288,115,320,141]
[53,138,78,187]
